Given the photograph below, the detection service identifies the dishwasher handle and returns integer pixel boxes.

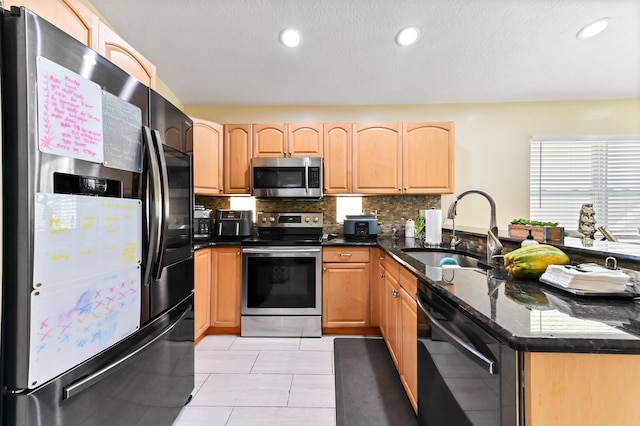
[416,293,498,375]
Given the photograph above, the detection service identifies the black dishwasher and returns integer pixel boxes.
[416,282,521,426]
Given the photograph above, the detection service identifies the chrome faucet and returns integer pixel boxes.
[446,189,504,264]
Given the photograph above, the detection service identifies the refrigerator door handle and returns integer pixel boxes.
[62,303,191,400]
[151,129,170,280]
[142,126,163,286]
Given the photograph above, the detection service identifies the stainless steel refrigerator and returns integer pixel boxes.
[1,7,195,425]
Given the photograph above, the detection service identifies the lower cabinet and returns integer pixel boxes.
[381,255,418,413]
[194,248,212,341]
[210,246,242,328]
[322,247,370,328]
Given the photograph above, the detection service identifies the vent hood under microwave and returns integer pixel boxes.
[251,157,323,199]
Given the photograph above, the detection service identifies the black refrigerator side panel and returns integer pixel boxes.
[3,295,194,426]
[1,7,149,390]
[147,90,194,320]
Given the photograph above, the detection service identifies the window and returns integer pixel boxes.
[529,135,640,242]
[336,196,362,223]
[229,196,256,222]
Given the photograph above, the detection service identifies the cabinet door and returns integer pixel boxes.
[193,118,223,195]
[4,0,99,48]
[323,123,352,194]
[194,248,212,341]
[403,122,455,194]
[288,124,323,157]
[97,21,157,88]
[353,123,402,193]
[253,124,287,157]
[223,124,252,194]
[322,262,370,328]
[384,270,401,368]
[400,286,418,413]
[211,247,242,327]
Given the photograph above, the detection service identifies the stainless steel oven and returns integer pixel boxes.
[416,281,521,426]
[241,212,323,337]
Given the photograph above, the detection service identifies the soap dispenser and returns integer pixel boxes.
[521,229,539,247]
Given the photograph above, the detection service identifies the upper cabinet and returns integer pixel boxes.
[403,122,455,194]
[224,124,252,194]
[323,123,352,194]
[193,118,223,195]
[353,123,403,194]
[253,124,323,158]
[4,0,99,48]
[252,124,287,157]
[288,124,323,157]
[352,122,455,195]
[97,21,156,88]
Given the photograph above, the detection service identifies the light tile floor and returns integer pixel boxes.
[173,334,360,426]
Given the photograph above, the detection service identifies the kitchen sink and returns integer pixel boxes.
[401,248,490,269]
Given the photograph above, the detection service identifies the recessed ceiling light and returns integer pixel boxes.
[395,27,421,46]
[280,29,302,47]
[577,18,609,39]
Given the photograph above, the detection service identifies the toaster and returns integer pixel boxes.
[344,215,378,239]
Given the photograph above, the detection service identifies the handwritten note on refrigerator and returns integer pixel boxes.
[36,56,104,163]
[102,91,143,172]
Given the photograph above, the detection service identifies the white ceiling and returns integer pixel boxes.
[89,0,640,106]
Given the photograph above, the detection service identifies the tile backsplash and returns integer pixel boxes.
[195,195,441,235]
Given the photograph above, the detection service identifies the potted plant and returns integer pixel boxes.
[508,218,564,242]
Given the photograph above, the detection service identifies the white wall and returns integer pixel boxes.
[185,99,640,230]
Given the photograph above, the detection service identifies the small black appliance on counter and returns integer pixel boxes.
[194,206,212,240]
[215,209,253,238]
[344,214,378,239]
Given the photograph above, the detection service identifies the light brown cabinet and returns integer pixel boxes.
[97,21,156,88]
[193,118,223,195]
[288,124,323,157]
[353,123,403,194]
[322,247,370,328]
[252,123,323,158]
[223,124,252,194]
[252,124,287,157]
[210,247,242,328]
[4,0,99,48]
[402,122,455,194]
[194,248,212,342]
[398,267,418,412]
[381,256,418,413]
[323,123,352,194]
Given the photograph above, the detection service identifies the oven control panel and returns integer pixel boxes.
[258,212,323,228]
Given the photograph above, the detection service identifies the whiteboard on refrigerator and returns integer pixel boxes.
[29,193,142,388]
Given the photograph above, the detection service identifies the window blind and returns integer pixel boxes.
[530,136,640,242]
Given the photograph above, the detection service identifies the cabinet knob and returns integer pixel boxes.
[398,188,402,191]
[236,251,240,255]
[323,267,327,272]
[220,188,224,192]
[379,256,383,260]
[379,273,384,278]
[403,187,407,191]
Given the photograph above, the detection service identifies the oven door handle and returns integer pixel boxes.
[242,247,322,254]
[416,293,497,375]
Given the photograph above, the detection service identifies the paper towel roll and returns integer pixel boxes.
[424,209,442,246]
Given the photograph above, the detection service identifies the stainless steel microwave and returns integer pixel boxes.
[251,157,323,198]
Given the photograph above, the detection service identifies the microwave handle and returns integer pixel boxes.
[304,162,309,193]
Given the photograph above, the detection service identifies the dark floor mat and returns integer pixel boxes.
[334,338,416,426]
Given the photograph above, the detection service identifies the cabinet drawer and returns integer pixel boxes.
[323,247,370,263]
[399,267,417,296]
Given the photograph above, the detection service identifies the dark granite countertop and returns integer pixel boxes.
[375,236,640,354]
[193,237,245,250]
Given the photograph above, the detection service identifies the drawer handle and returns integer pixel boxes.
[339,253,353,257]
